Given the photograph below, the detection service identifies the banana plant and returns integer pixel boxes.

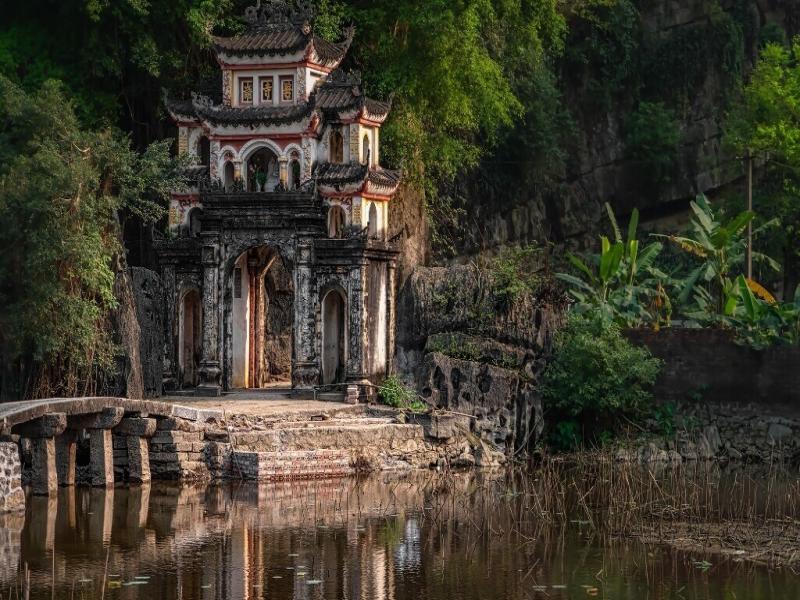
[654,194,779,319]
[557,203,665,326]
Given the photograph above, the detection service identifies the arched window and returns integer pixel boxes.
[362,133,370,165]
[198,136,210,167]
[328,205,345,238]
[289,150,301,190]
[367,202,378,239]
[329,130,344,163]
[188,208,202,237]
[223,161,235,192]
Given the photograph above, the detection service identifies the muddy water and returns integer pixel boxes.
[1,471,799,599]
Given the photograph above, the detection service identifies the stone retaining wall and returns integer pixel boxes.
[0,441,24,512]
[233,449,355,480]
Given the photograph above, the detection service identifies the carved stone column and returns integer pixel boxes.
[161,262,178,391]
[346,264,367,382]
[386,261,397,375]
[278,156,289,188]
[248,256,259,387]
[292,242,318,389]
[198,240,222,396]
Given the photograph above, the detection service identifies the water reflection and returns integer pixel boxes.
[1,472,799,599]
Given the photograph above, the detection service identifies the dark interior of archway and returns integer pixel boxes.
[245,246,293,387]
[247,148,277,192]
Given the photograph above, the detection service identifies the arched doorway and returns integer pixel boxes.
[289,155,301,190]
[362,133,370,164]
[246,147,279,191]
[228,246,293,388]
[187,208,202,237]
[321,289,346,385]
[329,130,344,163]
[179,289,202,387]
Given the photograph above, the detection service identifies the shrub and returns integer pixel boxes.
[378,374,426,412]
[541,314,662,448]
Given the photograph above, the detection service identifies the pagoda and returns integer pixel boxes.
[157,0,401,398]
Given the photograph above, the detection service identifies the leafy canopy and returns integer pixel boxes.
[0,75,184,397]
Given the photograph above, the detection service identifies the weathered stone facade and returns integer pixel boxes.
[0,441,24,513]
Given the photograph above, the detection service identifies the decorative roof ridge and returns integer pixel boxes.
[242,0,314,32]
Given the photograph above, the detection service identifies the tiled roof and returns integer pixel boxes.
[314,162,368,185]
[192,96,312,126]
[368,168,402,188]
[212,27,309,57]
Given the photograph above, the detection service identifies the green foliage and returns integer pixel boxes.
[655,194,779,322]
[0,75,185,398]
[541,314,662,448]
[377,374,426,412]
[557,204,668,327]
[642,2,743,107]
[563,0,640,110]
[625,101,681,185]
[490,244,544,308]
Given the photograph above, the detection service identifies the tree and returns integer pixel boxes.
[0,75,184,399]
[725,37,800,295]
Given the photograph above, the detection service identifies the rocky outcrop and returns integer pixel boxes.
[397,264,567,455]
[110,267,164,398]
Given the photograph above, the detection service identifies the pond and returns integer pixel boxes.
[1,469,799,599]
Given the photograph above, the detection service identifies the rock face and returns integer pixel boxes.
[444,0,799,258]
[397,264,567,455]
[110,267,164,399]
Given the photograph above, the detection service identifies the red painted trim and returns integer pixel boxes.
[217,59,334,73]
[361,192,395,201]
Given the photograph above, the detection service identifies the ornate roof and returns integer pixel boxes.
[211,1,353,66]
[165,69,392,128]
[314,161,402,197]
[190,93,312,126]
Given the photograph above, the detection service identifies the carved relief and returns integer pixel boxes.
[222,70,233,106]
[349,125,360,163]
[296,66,306,100]
[178,128,189,156]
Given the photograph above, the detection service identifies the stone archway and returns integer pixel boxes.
[321,288,346,385]
[227,245,294,388]
[179,289,202,387]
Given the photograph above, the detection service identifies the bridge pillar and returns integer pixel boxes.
[114,417,157,483]
[12,413,66,496]
[55,430,78,486]
[67,408,124,488]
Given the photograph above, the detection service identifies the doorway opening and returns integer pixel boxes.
[321,289,346,385]
[229,246,293,388]
[179,289,202,387]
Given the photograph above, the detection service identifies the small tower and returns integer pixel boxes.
[158,0,401,399]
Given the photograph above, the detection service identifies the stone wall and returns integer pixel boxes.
[0,441,24,513]
[626,328,800,409]
[624,328,800,463]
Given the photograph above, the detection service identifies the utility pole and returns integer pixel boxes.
[746,149,753,280]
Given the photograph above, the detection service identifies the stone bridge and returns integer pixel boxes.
[0,397,222,513]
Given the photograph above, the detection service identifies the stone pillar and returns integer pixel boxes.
[13,413,66,496]
[161,262,178,391]
[234,159,243,182]
[278,156,288,188]
[386,262,397,375]
[55,431,78,486]
[346,265,367,382]
[114,417,157,483]
[292,242,319,389]
[67,407,123,488]
[198,240,222,396]
[0,440,24,512]
[248,256,259,387]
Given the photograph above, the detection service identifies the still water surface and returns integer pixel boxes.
[1,471,799,599]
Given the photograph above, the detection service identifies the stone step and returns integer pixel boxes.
[232,449,354,481]
[229,421,424,452]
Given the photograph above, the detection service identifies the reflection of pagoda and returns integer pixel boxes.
[158,0,401,397]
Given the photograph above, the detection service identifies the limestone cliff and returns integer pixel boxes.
[423,0,800,259]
